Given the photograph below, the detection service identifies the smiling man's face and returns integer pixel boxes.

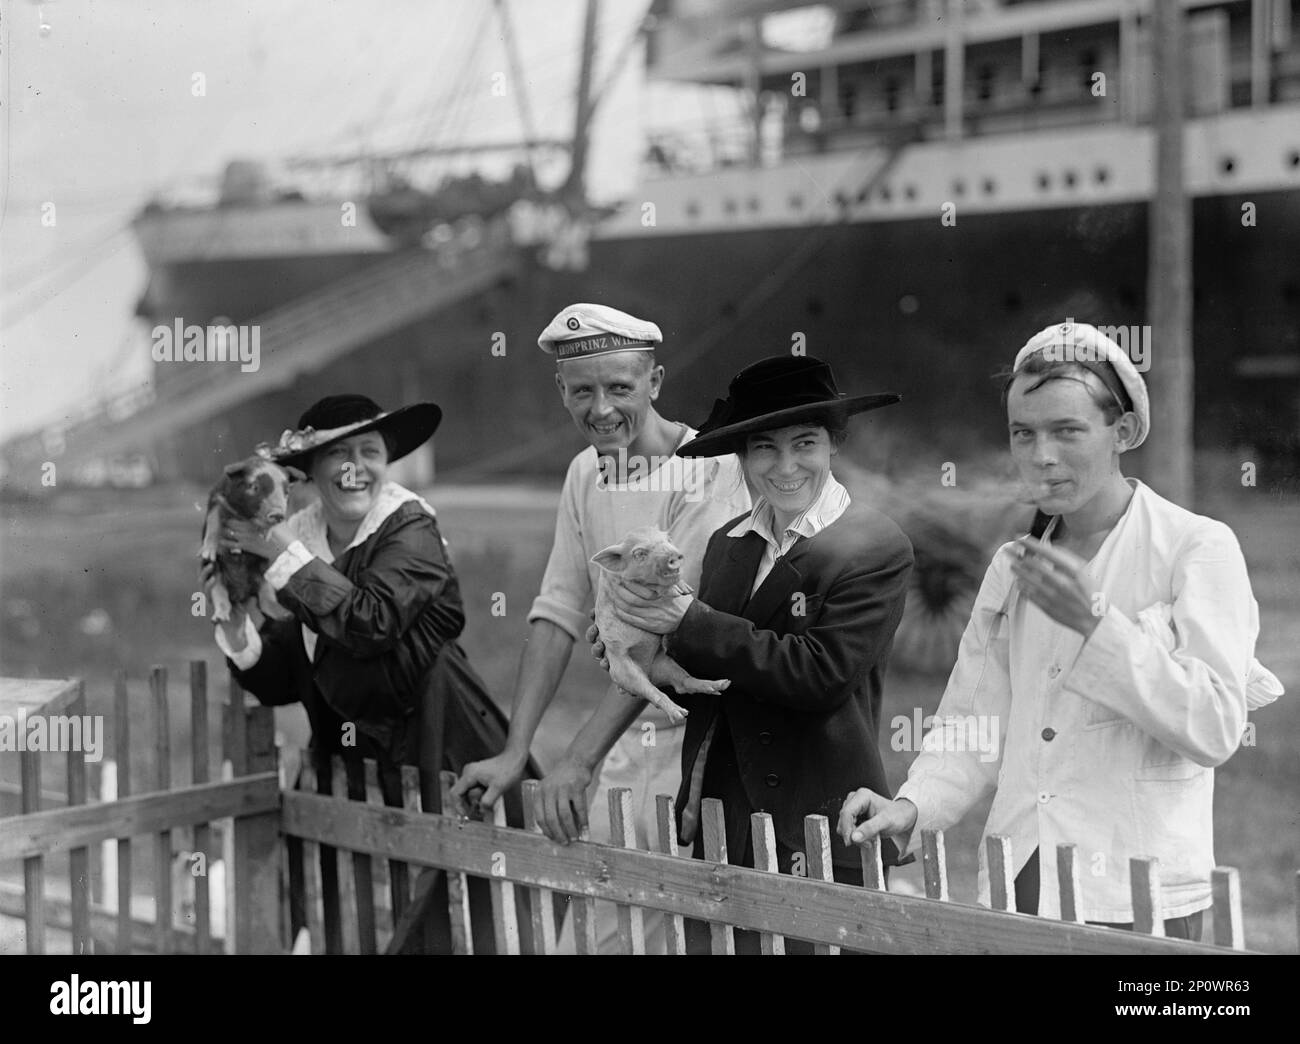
[309,431,389,523]
[555,351,662,455]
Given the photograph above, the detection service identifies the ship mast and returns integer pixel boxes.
[561,0,601,207]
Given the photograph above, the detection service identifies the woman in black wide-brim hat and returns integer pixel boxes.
[201,394,547,953]
[581,356,915,953]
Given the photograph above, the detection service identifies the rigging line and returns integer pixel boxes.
[270,16,395,163]
[1,221,135,306]
[406,4,494,164]
[1,214,139,296]
[0,227,136,328]
[495,0,539,183]
[585,4,652,120]
[322,8,457,160]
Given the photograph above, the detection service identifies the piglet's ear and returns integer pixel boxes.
[591,545,627,574]
[223,461,248,477]
[285,466,307,483]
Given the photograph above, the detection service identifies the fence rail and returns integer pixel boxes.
[2,663,1297,955]
[280,770,1259,956]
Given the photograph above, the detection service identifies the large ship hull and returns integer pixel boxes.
[138,186,1300,484]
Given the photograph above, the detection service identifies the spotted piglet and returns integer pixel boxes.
[591,526,730,724]
[200,452,304,624]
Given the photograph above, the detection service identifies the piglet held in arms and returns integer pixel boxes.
[591,526,730,724]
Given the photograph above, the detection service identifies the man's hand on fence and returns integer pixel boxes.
[450,752,527,817]
[837,788,918,849]
[536,758,593,845]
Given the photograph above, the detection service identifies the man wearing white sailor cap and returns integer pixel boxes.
[453,303,751,953]
[841,319,1281,939]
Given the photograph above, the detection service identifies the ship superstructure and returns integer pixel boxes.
[5,0,1297,488]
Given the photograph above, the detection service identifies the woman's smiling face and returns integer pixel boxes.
[742,424,835,521]
[310,431,389,523]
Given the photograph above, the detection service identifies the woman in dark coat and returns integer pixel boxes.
[560,357,915,953]
[203,394,537,953]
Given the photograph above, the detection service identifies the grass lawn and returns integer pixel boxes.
[1,476,1296,952]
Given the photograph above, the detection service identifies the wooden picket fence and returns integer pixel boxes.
[0,666,280,954]
[282,767,1294,955]
[3,664,1298,955]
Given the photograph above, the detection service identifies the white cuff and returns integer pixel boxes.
[891,787,922,860]
[265,540,314,591]
[214,614,262,670]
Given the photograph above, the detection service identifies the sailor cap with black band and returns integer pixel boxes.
[1014,320,1150,448]
[537,303,663,361]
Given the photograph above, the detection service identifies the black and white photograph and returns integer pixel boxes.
[0,0,1296,999]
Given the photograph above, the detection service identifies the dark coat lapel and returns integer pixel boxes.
[742,550,804,627]
[705,532,767,616]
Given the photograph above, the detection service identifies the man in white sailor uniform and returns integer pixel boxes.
[452,303,751,953]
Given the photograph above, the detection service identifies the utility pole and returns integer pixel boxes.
[1146,0,1194,503]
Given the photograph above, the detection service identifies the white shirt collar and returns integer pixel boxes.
[286,480,435,563]
[728,472,851,548]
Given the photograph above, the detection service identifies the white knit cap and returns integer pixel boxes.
[537,303,662,360]
[1013,320,1150,448]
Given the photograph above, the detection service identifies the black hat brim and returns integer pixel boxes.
[677,393,900,458]
[273,402,442,470]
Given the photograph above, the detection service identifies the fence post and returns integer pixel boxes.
[190,662,212,955]
[987,835,1014,912]
[520,780,557,955]
[859,837,885,891]
[20,720,43,954]
[609,787,645,954]
[489,797,521,955]
[655,794,687,955]
[701,798,734,955]
[1211,867,1243,950]
[348,759,378,956]
[1057,844,1082,923]
[298,755,325,955]
[230,691,281,953]
[389,764,421,922]
[114,671,132,953]
[330,756,360,954]
[438,770,474,954]
[750,813,785,955]
[66,679,90,954]
[1130,857,1164,937]
[921,829,950,901]
[150,666,174,955]
[362,759,391,952]
[804,814,839,956]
